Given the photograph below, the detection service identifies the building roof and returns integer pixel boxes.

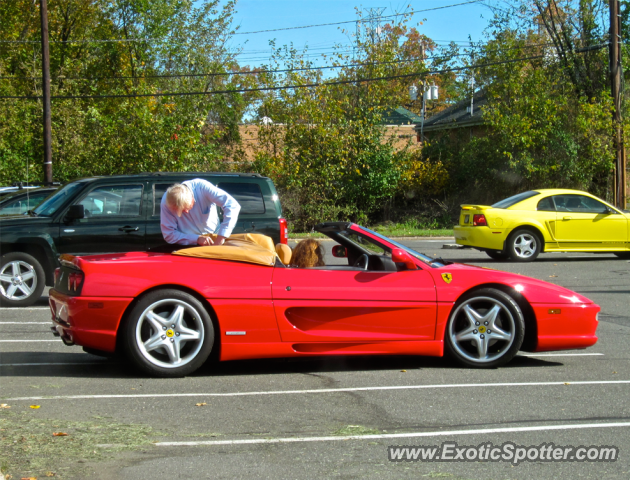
[416,90,487,132]
[380,107,423,125]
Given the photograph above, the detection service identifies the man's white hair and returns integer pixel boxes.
[165,183,194,212]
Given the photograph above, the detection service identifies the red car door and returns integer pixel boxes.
[271,266,437,342]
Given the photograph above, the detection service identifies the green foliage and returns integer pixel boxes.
[0,0,245,185]
[422,15,616,205]
[250,14,428,230]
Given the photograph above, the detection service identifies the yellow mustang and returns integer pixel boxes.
[454,189,630,261]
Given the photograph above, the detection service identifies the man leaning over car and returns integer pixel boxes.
[160,178,241,246]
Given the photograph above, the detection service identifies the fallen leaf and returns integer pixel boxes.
[45,472,56,477]
[52,432,68,436]
[549,275,557,278]
[564,382,570,385]
[29,405,40,409]
[21,477,37,480]
[0,404,10,409]
[612,371,618,374]
[195,403,207,407]
[400,370,407,373]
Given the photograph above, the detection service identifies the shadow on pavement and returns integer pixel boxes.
[0,351,562,378]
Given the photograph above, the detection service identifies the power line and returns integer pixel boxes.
[0,0,484,45]
[2,49,598,100]
[0,42,561,82]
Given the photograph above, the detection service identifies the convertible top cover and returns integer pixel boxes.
[173,233,277,266]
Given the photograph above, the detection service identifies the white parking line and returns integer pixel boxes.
[4,380,630,402]
[0,322,51,325]
[0,307,49,310]
[156,422,630,447]
[519,353,604,357]
[0,340,58,342]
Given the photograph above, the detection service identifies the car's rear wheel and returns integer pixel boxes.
[445,288,525,368]
[506,229,541,262]
[614,252,630,259]
[0,252,46,307]
[123,289,214,378]
[485,250,509,260]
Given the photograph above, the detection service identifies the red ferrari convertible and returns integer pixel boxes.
[49,222,599,377]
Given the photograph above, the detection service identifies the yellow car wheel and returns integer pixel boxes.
[507,229,542,262]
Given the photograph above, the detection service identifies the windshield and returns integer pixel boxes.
[348,227,443,267]
[33,182,86,216]
[491,191,540,209]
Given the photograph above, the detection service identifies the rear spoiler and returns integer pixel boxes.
[460,205,492,210]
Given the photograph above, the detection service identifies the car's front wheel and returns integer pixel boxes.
[506,229,542,262]
[445,288,525,368]
[122,289,215,377]
[0,252,46,307]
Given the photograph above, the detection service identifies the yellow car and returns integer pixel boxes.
[454,189,630,261]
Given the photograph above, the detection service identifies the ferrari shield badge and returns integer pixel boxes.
[441,273,453,284]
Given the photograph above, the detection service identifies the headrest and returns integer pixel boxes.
[275,243,292,265]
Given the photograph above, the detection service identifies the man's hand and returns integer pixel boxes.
[196,235,226,246]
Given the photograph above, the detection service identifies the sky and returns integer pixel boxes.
[228,0,494,68]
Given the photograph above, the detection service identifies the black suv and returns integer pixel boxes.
[0,172,287,307]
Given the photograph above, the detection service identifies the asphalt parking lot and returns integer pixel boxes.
[1,240,629,479]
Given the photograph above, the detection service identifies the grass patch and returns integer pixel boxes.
[371,226,453,237]
[288,223,453,239]
[333,425,381,436]
[0,410,160,479]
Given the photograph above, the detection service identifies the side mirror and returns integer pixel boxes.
[331,245,348,258]
[391,248,417,270]
[65,204,85,221]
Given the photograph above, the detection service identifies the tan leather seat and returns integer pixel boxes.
[275,243,292,265]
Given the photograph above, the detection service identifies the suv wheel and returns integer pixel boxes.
[0,252,46,307]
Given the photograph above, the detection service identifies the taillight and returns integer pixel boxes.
[67,271,84,293]
[54,268,61,285]
[473,214,487,226]
[279,218,288,244]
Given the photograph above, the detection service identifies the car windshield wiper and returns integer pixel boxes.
[431,257,453,266]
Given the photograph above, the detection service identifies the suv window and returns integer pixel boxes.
[154,183,170,215]
[76,185,143,217]
[34,182,86,216]
[153,181,266,215]
[216,183,265,214]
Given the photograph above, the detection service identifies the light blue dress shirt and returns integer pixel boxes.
[160,178,241,245]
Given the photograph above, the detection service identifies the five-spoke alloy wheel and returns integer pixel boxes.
[0,252,46,307]
[506,229,542,262]
[123,289,214,377]
[445,288,524,368]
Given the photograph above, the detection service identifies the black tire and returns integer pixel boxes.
[122,289,215,378]
[506,229,542,262]
[0,252,46,307]
[485,250,509,260]
[445,288,525,368]
[614,252,630,259]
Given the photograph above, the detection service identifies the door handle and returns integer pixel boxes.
[119,226,139,232]
[562,216,572,220]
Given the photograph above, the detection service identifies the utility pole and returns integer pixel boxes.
[610,0,626,208]
[40,0,53,185]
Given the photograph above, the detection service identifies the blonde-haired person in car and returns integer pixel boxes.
[291,238,325,268]
[161,179,240,246]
